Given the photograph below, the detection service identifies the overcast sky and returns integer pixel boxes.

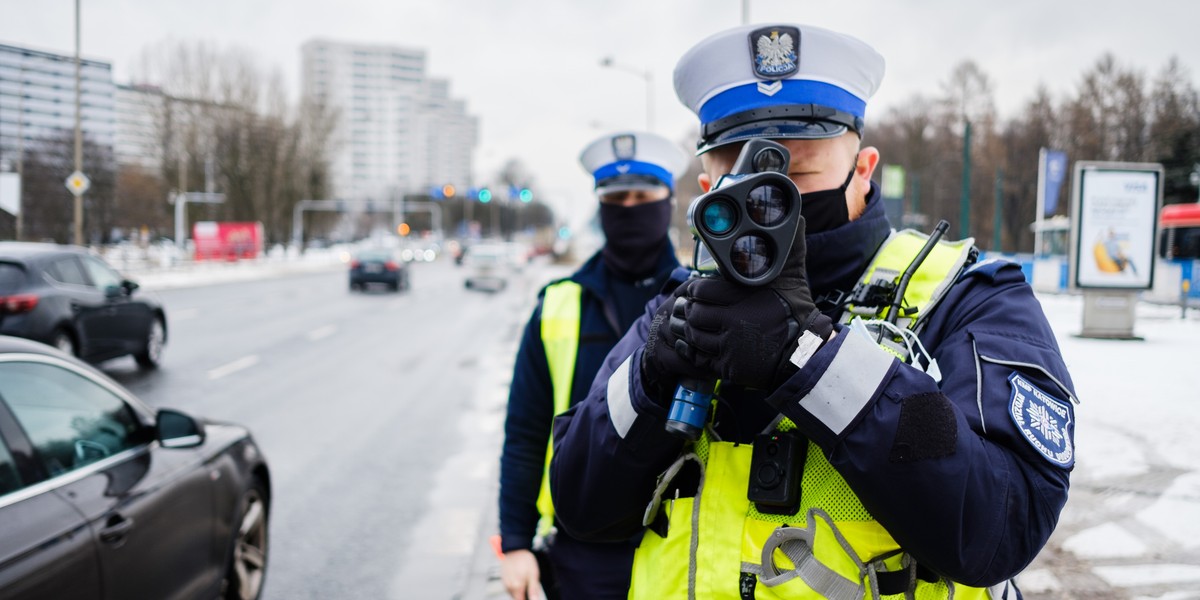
[3,0,1197,227]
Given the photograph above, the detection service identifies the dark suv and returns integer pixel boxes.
[0,243,166,368]
[348,248,409,292]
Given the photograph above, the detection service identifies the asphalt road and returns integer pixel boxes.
[100,258,556,599]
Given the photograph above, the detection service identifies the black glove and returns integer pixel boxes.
[769,216,833,341]
[678,280,800,390]
[677,217,833,390]
[640,280,713,399]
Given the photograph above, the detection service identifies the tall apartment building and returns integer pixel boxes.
[301,39,477,202]
[0,43,116,170]
[113,83,165,172]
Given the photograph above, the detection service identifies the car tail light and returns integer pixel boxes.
[0,294,38,314]
[385,261,398,271]
[350,260,361,269]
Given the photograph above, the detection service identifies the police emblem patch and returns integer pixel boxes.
[749,26,799,80]
[612,134,636,160]
[1008,372,1074,467]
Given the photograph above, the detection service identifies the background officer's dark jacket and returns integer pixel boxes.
[498,246,679,577]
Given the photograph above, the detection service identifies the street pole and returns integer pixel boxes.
[15,65,24,241]
[993,169,1004,252]
[742,0,750,24]
[600,58,653,132]
[72,0,83,245]
[959,119,972,240]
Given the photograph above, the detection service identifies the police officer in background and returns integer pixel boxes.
[498,132,689,599]
[551,24,1077,599]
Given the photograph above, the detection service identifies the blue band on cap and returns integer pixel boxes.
[593,161,674,189]
[699,79,867,125]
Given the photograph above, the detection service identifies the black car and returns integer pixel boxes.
[0,335,271,600]
[348,248,409,292]
[0,243,166,368]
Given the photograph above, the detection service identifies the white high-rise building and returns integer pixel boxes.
[301,39,477,202]
[0,42,116,168]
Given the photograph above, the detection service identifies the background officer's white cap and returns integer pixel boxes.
[674,23,885,154]
[579,131,690,194]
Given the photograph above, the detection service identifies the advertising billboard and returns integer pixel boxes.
[1070,163,1162,290]
[193,221,264,261]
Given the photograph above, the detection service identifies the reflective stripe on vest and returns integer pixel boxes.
[535,280,582,536]
[630,232,992,600]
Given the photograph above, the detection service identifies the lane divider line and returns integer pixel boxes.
[207,355,260,380]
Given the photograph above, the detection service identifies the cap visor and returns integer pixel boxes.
[697,120,848,155]
[595,181,670,195]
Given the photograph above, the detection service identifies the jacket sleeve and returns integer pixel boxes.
[550,274,692,542]
[765,262,1076,587]
[498,302,555,553]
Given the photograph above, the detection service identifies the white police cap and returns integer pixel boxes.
[579,131,690,193]
[674,23,885,154]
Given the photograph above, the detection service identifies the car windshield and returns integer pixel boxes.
[356,250,393,262]
[0,263,25,294]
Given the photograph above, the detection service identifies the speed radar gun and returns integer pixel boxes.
[664,139,804,440]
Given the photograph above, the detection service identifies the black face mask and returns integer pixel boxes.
[600,197,673,278]
[800,168,855,234]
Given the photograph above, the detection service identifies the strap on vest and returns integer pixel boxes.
[758,509,866,599]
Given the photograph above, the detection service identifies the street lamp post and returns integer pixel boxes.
[73,0,83,245]
[599,57,653,132]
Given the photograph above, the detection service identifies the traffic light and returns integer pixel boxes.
[519,188,533,203]
[442,184,456,198]
[397,223,411,237]
[479,188,492,203]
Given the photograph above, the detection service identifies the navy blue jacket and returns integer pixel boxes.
[499,246,679,556]
[550,187,1077,589]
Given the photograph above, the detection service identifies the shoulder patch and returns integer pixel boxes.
[1008,372,1075,468]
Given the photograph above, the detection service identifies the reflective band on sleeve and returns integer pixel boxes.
[608,355,637,438]
[799,331,894,435]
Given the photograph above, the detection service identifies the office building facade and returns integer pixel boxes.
[301,39,477,202]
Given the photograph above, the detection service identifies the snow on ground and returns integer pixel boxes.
[1024,294,1200,596]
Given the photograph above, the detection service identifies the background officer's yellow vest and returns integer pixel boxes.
[535,280,582,537]
[630,231,994,600]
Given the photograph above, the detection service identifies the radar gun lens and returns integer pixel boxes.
[730,234,773,279]
[753,147,787,173]
[746,184,788,227]
[702,199,737,236]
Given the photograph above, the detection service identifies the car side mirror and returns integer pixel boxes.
[122,279,139,295]
[157,409,205,448]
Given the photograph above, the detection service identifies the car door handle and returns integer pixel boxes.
[99,514,135,545]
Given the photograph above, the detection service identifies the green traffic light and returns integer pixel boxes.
[479,188,492,203]
[519,188,533,203]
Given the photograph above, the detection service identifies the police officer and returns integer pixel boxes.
[551,24,1077,599]
[498,131,690,599]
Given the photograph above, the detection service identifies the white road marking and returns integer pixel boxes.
[207,355,260,380]
[307,325,337,341]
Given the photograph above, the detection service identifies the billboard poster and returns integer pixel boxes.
[1072,164,1161,290]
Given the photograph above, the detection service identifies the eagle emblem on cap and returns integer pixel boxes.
[750,26,799,80]
[612,134,636,160]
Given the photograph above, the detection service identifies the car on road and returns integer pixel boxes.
[0,335,271,600]
[0,243,167,369]
[462,243,512,292]
[348,248,409,292]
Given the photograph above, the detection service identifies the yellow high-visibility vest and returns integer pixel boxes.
[534,280,582,537]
